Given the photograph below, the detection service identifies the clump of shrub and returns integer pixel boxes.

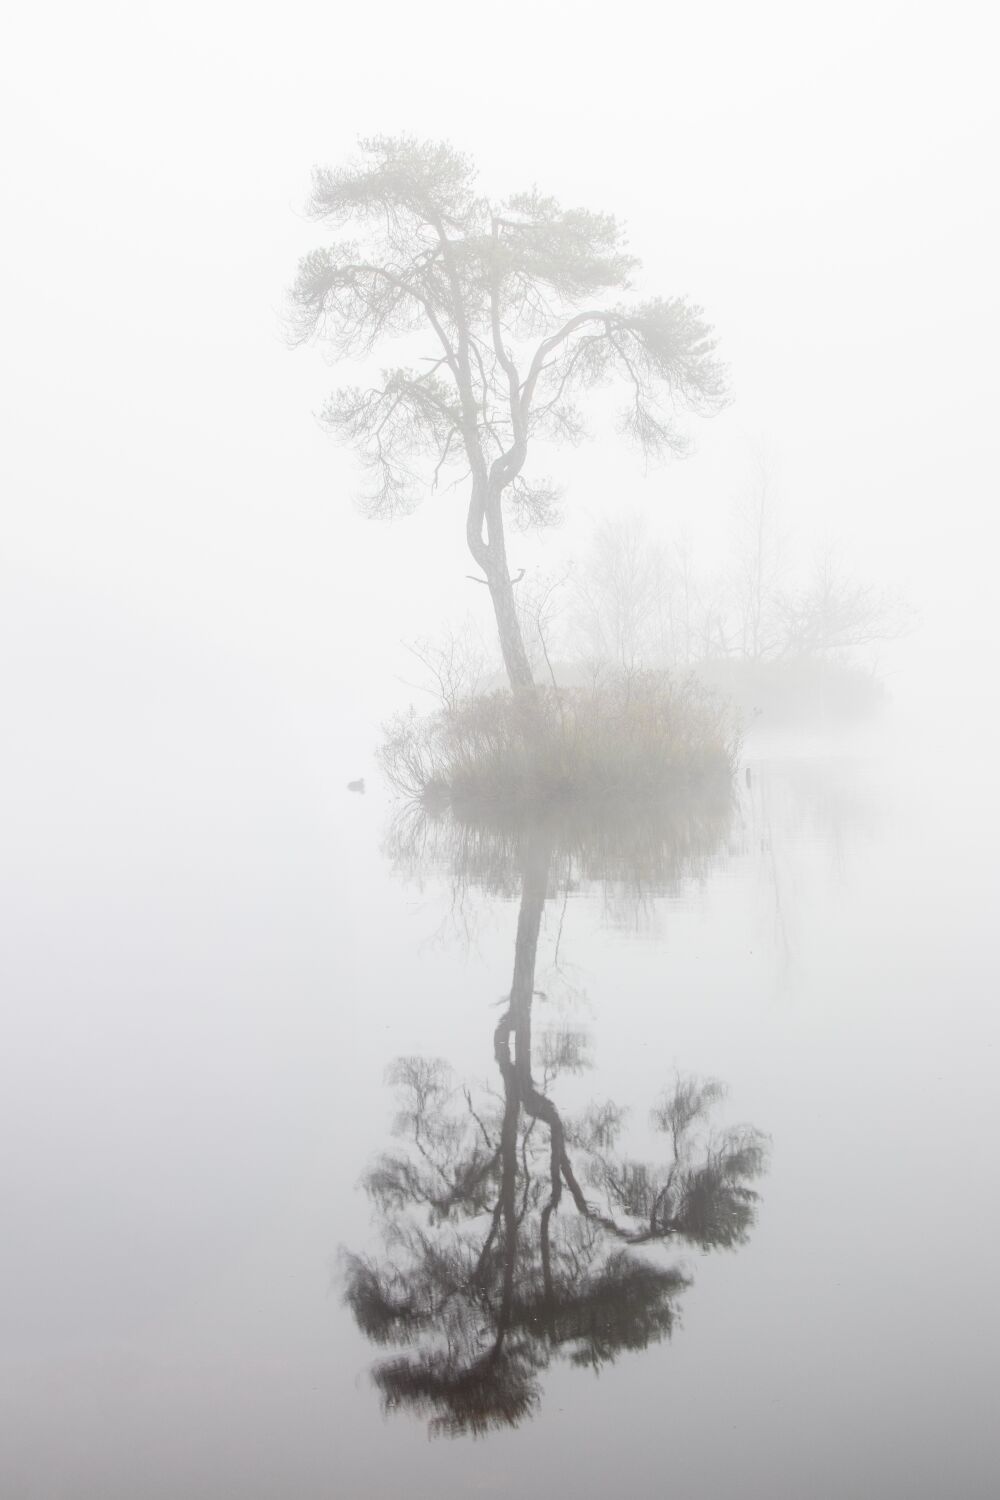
[379,669,738,811]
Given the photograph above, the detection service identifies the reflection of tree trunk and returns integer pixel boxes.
[512,839,591,1208]
[509,838,549,1071]
[491,835,547,1350]
[493,1020,520,1356]
[490,835,595,1350]
[490,830,662,1357]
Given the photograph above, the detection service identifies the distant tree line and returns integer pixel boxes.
[571,485,907,678]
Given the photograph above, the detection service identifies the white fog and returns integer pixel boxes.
[2,4,998,1497]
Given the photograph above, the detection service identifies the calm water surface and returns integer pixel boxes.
[3,710,998,1498]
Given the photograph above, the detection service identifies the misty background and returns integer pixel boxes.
[3,5,1000,1495]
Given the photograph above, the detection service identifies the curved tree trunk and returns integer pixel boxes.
[467,481,536,691]
[488,566,534,691]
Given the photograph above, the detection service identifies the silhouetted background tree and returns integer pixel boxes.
[289,136,727,689]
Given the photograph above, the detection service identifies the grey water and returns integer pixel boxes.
[3,708,999,1499]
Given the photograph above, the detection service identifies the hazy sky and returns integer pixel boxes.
[3,0,998,765]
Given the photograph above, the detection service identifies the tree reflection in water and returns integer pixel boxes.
[346,797,768,1437]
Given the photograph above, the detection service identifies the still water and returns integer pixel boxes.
[3,710,999,1498]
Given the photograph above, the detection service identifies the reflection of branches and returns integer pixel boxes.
[343,836,768,1435]
[583,1079,767,1249]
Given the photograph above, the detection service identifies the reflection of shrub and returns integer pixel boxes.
[695,655,886,728]
[379,670,738,807]
[383,766,735,903]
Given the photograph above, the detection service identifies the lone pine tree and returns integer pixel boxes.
[289,137,727,689]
